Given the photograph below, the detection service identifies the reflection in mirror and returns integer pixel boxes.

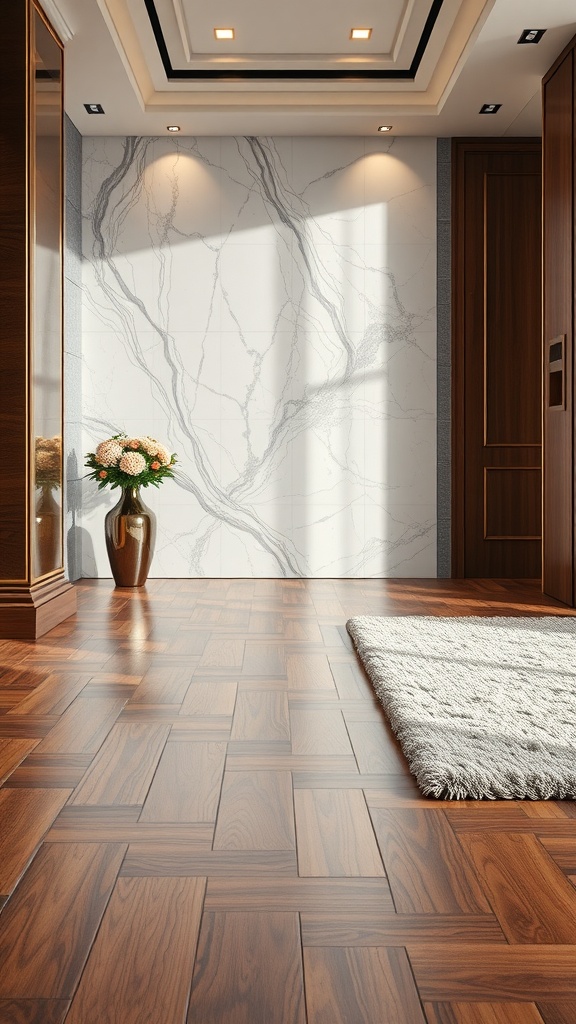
[32,8,63,578]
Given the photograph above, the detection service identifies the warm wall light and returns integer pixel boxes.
[167,125,181,132]
[377,125,393,132]
[350,28,372,40]
[214,28,235,40]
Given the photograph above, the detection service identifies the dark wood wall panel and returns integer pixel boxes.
[484,468,542,540]
[0,3,29,582]
[484,172,542,446]
[542,50,574,605]
[452,140,542,579]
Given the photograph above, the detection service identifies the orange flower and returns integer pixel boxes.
[99,470,108,479]
[129,440,140,449]
[151,461,161,470]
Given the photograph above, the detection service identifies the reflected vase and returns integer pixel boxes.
[104,487,156,588]
[35,485,61,577]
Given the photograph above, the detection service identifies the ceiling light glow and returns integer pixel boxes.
[167,125,180,132]
[351,28,372,40]
[479,103,501,114]
[377,125,393,132]
[214,28,235,40]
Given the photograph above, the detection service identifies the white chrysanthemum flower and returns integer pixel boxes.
[95,440,124,467]
[138,436,160,456]
[119,452,147,475]
[155,444,172,466]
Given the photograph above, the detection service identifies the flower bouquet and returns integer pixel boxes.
[85,434,178,587]
[85,434,177,490]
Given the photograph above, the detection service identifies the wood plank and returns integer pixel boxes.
[409,946,576,1001]
[301,913,506,946]
[214,771,295,850]
[328,659,371,698]
[0,718,59,739]
[294,790,385,876]
[3,765,88,789]
[286,653,335,690]
[0,843,125,998]
[290,708,353,756]
[7,674,90,716]
[537,1005,576,1024]
[65,877,205,1024]
[231,691,289,741]
[344,715,408,773]
[188,912,306,1024]
[0,738,38,785]
[225,751,358,772]
[242,642,286,677]
[69,723,170,806]
[204,877,394,912]
[304,947,426,1024]
[35,698,125,754]
[448,814,576,837]
[370,809,492,913]
[121,847,298,877]
[458,832,576,943]
[197,639,245,674]
[44,823,212,844]
[539,838,576,871]
[424,1004,545,1024]
[140,742,227,822]
[0,789,70,893]
[128,666,193,704]
[0,1001,69,1024]
[180,680,238,717]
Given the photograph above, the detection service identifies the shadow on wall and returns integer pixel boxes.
[66,449,97,578]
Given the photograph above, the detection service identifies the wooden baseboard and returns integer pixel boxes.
[0,575,77,640]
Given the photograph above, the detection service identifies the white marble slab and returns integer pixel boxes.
[80,136,437,577]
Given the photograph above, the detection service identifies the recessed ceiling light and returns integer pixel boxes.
[84,103,105,114]
[479,103,501,114]
[378,125,393,132]
[351,28,372,40]
[167,125,180,132]
[518,28,546,44]
[214,28,234,40]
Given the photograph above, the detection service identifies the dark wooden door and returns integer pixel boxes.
[452,140,542,578]
[542,49,574,605]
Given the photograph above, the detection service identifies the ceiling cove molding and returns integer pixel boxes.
[144,0,446,81]
[38,0,74,42]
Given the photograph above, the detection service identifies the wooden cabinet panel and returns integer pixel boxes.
[543,49,575,604]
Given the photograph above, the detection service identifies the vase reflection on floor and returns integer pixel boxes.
[104,487,156,587]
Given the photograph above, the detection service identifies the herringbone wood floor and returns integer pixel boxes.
[0,578,575,1023]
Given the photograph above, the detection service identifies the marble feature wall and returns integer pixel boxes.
[80,136,437,578]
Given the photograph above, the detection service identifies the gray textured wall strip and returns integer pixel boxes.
[436,138,451,578]
[64,114,82,581]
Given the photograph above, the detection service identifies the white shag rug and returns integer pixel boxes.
[346,615,576,800]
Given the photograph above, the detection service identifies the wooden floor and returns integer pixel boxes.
[0,578,575,1023]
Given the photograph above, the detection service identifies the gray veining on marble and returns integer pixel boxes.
[80,136,437,578]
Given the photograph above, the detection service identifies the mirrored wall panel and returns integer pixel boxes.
[32,7,63,579]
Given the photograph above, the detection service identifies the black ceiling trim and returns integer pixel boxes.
[143,0,445,81]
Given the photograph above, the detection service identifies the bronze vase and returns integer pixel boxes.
[34,485,62,577]
[104,487,156,587]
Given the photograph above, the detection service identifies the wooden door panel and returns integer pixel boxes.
[453,140,542,578]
